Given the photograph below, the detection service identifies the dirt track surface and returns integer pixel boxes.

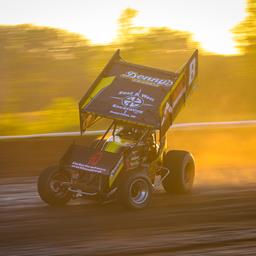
[1,132,256,255]
[1,177,256,256]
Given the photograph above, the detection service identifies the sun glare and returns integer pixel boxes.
[65,23,118,45]
[0,0,247,54]
[195,32,239,55]
[129,0,246,55]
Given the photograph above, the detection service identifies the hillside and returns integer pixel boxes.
[0,24,256,135]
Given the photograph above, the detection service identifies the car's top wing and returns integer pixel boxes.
[79,49,198,136]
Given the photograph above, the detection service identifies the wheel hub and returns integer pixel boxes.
[129,179,149,205]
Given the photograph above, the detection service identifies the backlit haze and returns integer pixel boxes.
[0,0,246,54]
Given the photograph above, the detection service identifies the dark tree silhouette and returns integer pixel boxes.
[117,8,138,42]
[233,0,256,55]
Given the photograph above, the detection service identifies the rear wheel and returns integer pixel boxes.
[37,166,72,206]
[118,171,152,210]
[163,150,195,194]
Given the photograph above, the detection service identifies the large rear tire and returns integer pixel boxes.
[163,150,195,194]
[118,171,152,210]
[37,166,72,206]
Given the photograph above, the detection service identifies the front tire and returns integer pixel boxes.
[37,166,72,206]
[118,171,152,210]
[163,150,195,194]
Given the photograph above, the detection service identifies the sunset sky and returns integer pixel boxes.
[0,0,247,54]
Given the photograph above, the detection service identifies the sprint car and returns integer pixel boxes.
[38,49,198,209]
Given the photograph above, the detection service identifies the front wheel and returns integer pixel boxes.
[163,150,195,194]
[117,171,152,210]
[37,166,72,206]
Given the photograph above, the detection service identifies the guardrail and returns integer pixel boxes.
[0,120,256,140]
[0,130,105,140]
[171,120,256,129]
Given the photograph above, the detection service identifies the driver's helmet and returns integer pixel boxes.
[117,125,143,140]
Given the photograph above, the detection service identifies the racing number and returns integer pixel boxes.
[88,152,103,166]
[188,57,196,86]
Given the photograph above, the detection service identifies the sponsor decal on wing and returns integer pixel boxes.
[110,89,154,119]
[121,71,173,87]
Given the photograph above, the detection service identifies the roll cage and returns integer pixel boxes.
[93,119,165,158]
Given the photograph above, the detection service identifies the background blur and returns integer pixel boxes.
[0,0,255,135]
